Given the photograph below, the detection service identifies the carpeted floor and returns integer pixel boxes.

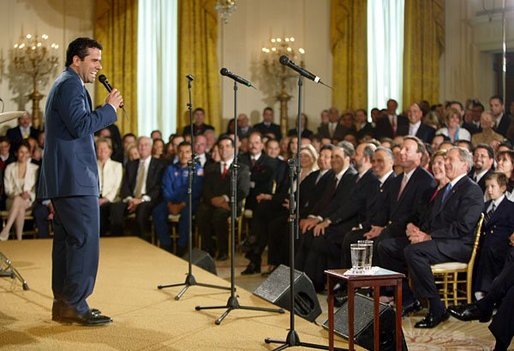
[0,237,350,350]
[0,237,508,350]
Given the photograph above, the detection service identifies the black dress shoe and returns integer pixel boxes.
[56,306,112,326]
[414,311,449,328]
[402,299,423,317]
[241,263,261,275]
[52,301,102,321]
[447,303,491,323]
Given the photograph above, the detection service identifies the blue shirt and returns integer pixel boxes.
[161,162,203,204]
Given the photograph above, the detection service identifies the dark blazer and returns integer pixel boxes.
[421,176,484,261]
[495,113,512,137]
[317,123,349,141]
[481,197,514,244]
[378,166,436,238]
[182,123,214,136]
[6,125,40,153]
[253,122,282,141]
[239,153,276,210]
[310,166,358,221]
[330,168,380,226]
[201,160,250,211]
[462,121,482,135]
[468,168,494,193]
[299,169,333,218]
[356,122,376,141]
[414,123,436,143]
[287,128,314,139]
[375,115,409,139]
[364,171,397,229]
[38,67,117,199]
[119,157,166,206]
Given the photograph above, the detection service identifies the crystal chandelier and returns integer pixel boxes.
[11,33,59,128]
[215,0,237,24]
[260,37,305,135]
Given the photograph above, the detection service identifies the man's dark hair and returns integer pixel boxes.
[0,136,10,145]
[403,135,426,154]
[177,141,192,150]
[490,95,504,105]
[65,37,102,67]
[193,107,205,114]
[263,106,273,114]
[217,134,234,147]
[473,143,494,159]
[485,171,508,188]
[320,144,334,152]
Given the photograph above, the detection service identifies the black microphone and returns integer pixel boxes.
[279,55,327,86]
[186,74,194,81]
[98,74,124,108]
[220,68,254,88]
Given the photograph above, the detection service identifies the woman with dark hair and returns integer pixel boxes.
[287,113,314,139]
[496,150,514,197]
[0,142,39,240]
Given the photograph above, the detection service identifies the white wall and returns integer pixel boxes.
[0,0,94,130]
[219,0,331,130]
[440,0,514,105]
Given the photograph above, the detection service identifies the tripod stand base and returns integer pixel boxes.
[196,295,285,325]
[265,330,348,351]
[0,252,29,290]
[158,273,231,300]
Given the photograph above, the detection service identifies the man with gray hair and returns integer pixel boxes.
[378,146,484,328]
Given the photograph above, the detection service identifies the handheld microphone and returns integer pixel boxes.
[186,74,194,81]
[98,74,124,108]
[220,68,255,88]
[279,55,331,88]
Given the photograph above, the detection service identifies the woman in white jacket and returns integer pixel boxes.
[0,142,39,240]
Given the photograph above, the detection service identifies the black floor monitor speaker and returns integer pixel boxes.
[253,264,321,322]
[323,294,408,351]
[181,248,217,275]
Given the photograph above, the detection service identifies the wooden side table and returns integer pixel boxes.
[325,268,405,351]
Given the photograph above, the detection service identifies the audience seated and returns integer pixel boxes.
[0,137,15,211]
[473,172,514,297]
[96,138,123,236]
[110,136,165,240]
[253,107,282,141]
[296,142,358,292]
[0,142,39,241]
[375,99,409,139]
[197,135,250,260]
[490,95,511,138]
[407,102,436,143]
[152,141,203,255]
[472,111,505,146]
[287,113,314,139]
[378,146,483,328]
[6,111,40,155]
[182,107,215,136]
[469,144,495,193]
[436,107,471,142]
[496,150,514,196]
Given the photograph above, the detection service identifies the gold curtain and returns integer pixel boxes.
[94,0,138,135]
[402,0,444,106]
[177,0,221,133]
[330,0,367,111]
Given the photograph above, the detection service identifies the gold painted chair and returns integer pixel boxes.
[430,213,484,306]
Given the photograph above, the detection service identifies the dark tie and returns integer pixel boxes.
[441,183,453,204]
[485,203,496,223]
[84,86,92,111]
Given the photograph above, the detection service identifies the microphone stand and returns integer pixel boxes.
[157,75,230,299]
[195,80,285,324]
[264,76,346,350]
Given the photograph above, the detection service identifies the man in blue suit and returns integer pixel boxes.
[38,38,123,325]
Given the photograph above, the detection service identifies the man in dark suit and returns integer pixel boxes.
[6,111,40,154]
[378,146,484,328]
[38,37,122,325]
[182,107,215,136]
[449,247,514,351]
[375,99,409,139]
[317,107,347,141]
[340,147,396,269]
[462,100,484,135]
[474,172,514,295]
[110,136,165,240]
[253,107,282,141]
[406,102,435,143]
[197,135,250,260]
[296,142,358,291]
[490,95,511,137]
[468,144,495,193]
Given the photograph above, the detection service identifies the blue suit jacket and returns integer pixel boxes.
[38,68,117,199]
